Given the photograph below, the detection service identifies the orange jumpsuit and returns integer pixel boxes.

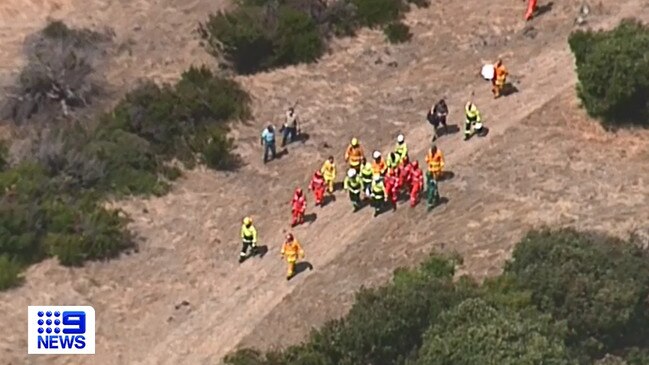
[425,149,445,180]
[371,158,387,177]
[281,238,305,278]
[345,145,365,170]
[492,63,508,98]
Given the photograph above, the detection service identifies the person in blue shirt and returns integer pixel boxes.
[261,125,277,164]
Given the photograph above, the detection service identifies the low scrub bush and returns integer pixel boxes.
[201,0,425,74]
[384,22,412,43]
[569,19,649,127]
[225,231,649,365]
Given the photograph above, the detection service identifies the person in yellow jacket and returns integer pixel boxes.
[425,144,445,181]
[239,216,258,263]
[344,137,365,171]
[394,134,408,163]
[281,233,305,280]
[320,155,336,193]
[359,157,374,199]
[464,101,483,140]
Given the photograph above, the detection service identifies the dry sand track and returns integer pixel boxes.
[1,0,649,364]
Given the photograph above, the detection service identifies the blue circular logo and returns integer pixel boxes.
[46,328,52,334]
[46,311,52,317]
[46,319,52,326]
[38,328,44,334]
[54,311,61,317]
[38,319,44,326]
[54,319,61,325]
[37,311,44,317]
[54,327,61,334]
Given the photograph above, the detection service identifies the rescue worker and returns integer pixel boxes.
[344,138,365,171]
[280,107,300,147]
[343,168,363,211]
[399,154,413,193]
[492,59,508,99]
[409,160,424,207]
[371,151,387,177]
[394,134,408,163]
[320,155,336,194]
[359,157,374,199]
[291,188,306,227]
[371,175,388,217]
[384,168,399,211]
[239,216,258,263]
[260,125,277,163]
[425,144,445,181]
[386,151,400,174]
[308,170,326,207]
[464,101,483,140]
[426,170,441,211]
[525,0,538,20]
[281,233,305,280]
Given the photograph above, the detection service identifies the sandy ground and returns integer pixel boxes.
[1,0,649,364]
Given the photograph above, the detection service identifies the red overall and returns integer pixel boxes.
[384,173,399,209]
[308,173,326,206]
[400,163,413,193]
[291,192,306,226]
[410,168,423,207]
[525,0,537,20]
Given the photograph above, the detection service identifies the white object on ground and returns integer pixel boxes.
[481,64,495,80]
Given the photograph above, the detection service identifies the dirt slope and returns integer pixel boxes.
[1,1,649,364]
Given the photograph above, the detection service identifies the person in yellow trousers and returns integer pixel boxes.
[320,155,336,194]
[281,233,305,280]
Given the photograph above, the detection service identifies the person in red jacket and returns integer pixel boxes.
[409,160,424,207]
[291,188,306,226]
[399,154,413,194]
[384,168,399,211]
[308,170,326,207]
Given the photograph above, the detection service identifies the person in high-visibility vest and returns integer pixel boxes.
[281,233,305,280]
[320,155,337,193]
[425,144,445,181]
[343,168,362,211]
[394,134,408,163]
[386,151,400,173]
[492,59,508,98]
[464,101,483,140]
[371,151,387,177]
[239,216,258,263]
[371,175,388,217]
[359,157,374,199]
[344,138,365,171]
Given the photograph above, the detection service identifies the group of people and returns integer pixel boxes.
[250,57,510,279]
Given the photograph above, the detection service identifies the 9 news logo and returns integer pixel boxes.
[28,306,95,355]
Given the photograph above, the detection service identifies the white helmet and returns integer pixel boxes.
[373,150,381,159]
[347,168,356,178]
[397,134,404,143]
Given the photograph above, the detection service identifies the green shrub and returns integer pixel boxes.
[415,298,574,365]
[0,255,23,290]
[569,19,649,126]
[505,229,649,359]
[351,0,402,27]
[383,22,412,43]
[0,141,7,171]
[271,7,324,66]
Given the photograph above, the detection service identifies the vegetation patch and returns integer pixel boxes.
[224,229,649,365]
[200,0,426,74]
[569,19,649,127]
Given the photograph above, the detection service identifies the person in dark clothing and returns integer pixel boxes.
[280,107,299,147]
[427,99,449,137]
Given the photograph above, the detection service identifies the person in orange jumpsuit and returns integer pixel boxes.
[384,168,399,211]
[525,0,538,21]
[345,138,365,171]
[399,154,413,194]
[492,59,508,98]
[425,144,445,181]
[409,160,424,207]
[308,170,326,207]
[371,151,387,177]
[291,188,306,226]
[281,233,305,280]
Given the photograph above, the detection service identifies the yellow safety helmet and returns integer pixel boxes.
[351,137,358,146]
[243,217,252,225]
